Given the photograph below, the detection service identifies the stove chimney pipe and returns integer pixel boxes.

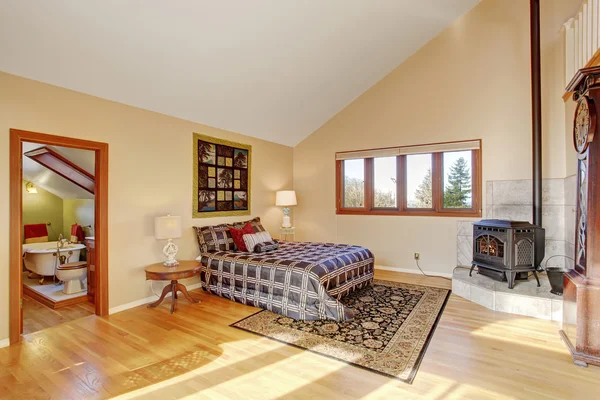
[530,0,542,227]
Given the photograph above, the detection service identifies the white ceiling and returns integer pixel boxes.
[0,0,480,146]
[22,142,95,200]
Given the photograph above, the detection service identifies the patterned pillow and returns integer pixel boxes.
[193,224,235,253]
[242,231,273,253]
[229,217,265,233]
[229,222,254,252]
[253,240,279,253]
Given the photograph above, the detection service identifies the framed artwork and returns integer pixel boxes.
[193,133,251,217]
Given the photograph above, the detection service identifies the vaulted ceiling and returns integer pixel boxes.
[0,0,480,146]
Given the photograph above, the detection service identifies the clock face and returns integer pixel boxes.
[574,97,595,154]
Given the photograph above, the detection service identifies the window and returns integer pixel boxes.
[335,140,481,217]
[442,151,472,209]
[342,159,365,208]
[406,154,432,209]
[373,157,397,208]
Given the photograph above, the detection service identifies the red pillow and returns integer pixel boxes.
[229,222,254,252]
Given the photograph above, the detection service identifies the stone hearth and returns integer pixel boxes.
[457,176,576,270]
[452,267,562,321]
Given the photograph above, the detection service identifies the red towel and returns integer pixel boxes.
[71,224,85,243]
[24,223,48,240]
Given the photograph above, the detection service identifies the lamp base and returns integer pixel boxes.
[163,239,179,267]
[281,214,291,228]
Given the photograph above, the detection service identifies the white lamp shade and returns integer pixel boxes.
[155,215,182,239]
[276,190,297,206]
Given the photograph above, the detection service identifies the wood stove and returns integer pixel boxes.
[470,219,545,289]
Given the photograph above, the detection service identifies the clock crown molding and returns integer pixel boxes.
[566,65,600,99]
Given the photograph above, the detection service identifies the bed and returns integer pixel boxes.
[198,241,374,321]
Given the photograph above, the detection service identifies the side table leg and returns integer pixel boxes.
[175,282,200,304]
[170,280,177,314]
[148,282,172,308]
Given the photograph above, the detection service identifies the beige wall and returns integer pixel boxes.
[62,199,95,239]
[0,72,294,342]
[21,180,63,242]
[293,0,578,274]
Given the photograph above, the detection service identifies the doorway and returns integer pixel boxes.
[9,129,109,344]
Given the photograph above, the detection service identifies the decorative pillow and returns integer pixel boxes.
[229,222,254,252]
[229,217,266,233]
[193,224,235,253]
[242,231,273,253]
[253,240,279,253]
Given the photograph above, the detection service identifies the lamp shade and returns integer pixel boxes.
[275,190,297,207]
[155,215,182,240]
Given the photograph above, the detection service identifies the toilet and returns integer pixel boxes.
[56,261,88,294]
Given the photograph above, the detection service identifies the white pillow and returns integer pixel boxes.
[242,231,272,253]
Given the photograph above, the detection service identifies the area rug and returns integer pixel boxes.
[231,279,450,383]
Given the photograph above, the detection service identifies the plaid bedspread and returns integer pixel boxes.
[198,241,374,321]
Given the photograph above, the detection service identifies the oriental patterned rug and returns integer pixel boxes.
[231,280,450,383]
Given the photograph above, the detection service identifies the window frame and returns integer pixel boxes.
[338,158,368,211]
[335,140,482,217]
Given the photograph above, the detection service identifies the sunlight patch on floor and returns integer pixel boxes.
[110,336,354,400]
[110,338,290,399]
[470,318,566,355]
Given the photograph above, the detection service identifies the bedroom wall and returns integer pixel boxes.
[293,0,578,274]
[0,72,294,343]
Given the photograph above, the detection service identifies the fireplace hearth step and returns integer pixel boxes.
[452,267,563,321]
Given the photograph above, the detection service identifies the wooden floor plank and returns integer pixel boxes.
[22,293,95,335]
[1,270,598,399]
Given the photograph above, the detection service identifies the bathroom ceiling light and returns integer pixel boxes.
[25,182,38,194]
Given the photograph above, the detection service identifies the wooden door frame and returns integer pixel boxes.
[9,129,109,344]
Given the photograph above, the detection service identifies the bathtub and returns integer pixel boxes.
[23,241,86,277]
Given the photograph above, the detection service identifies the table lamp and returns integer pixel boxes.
[155,215,182,266]
[275,190,297,228]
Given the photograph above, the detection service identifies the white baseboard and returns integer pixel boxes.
[109,282,203,315]
[0,338,10,349]
[374,265,453,279]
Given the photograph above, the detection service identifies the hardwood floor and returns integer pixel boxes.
[1,270,599,399]
[22,294,95,335]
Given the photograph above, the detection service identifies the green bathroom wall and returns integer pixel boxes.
[22,180,63,242]
[62,198,94,239]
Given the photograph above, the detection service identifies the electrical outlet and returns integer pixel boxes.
[414,252,420,260]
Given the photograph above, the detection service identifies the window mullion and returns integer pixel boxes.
[432,153,442,212]
[365,158,374,211]
[336,160,342,211]
[472,149,480,213]
[398,155,406,212]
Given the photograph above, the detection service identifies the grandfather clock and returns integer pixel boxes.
[561,66,600,367]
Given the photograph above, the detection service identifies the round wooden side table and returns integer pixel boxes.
[145,260,202,314]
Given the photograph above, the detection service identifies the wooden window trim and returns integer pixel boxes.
[336,141,482,218]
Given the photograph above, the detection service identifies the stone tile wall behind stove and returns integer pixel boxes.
[457,176,577,268]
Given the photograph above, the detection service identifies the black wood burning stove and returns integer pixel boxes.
[470,220,545,289]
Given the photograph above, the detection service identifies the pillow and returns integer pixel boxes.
[229,222,254,252]
[242,231,273,253]
[229,217,266,233]
[253,240,279,253]
[193,224,235,253]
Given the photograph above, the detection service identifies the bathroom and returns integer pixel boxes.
[21,141,97,334]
